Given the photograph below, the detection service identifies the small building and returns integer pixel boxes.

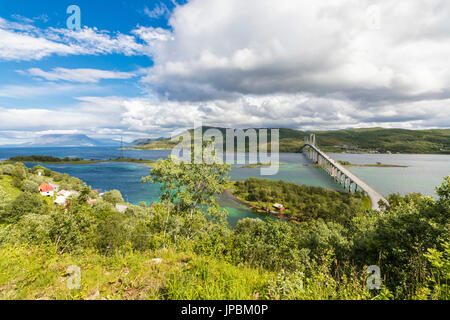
[54,196,67,206]
[56,190,78,197]
[115,204,128,213]
[39,182,55,197]
[54,190,78,206]
[273,203,285,211]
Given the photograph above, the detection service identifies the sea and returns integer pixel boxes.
[0,147,449,225]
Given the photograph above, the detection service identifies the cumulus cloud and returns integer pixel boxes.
[2,90,449,145]
[0,17,151,61]
[141,0,450,103]
[126,0,450,133]
[1,0,450,144]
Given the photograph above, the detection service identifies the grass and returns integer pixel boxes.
[0,244,273,300]
[0,175,21,200]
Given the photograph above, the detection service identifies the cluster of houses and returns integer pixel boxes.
[37,182,128,212]
[38,182,79,206]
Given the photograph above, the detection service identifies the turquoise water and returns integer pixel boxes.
[329,153,450,197]
[1,147,448,224]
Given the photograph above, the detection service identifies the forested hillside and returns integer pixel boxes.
[131,127,450,154]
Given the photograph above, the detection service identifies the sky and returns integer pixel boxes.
[0,0,449,145]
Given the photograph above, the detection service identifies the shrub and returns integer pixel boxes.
[48,210,95,253]
[2,192,43,223]
[95,212,128,254]
[17,214,52,244]
[102,190,124,205]
[21,179,39,193]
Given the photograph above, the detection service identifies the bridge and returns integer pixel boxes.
[301,134,389,211]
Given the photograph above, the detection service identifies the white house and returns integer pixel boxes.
[54,190,78,206]
[39,183,54,197]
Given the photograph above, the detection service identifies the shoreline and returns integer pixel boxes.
[123,147,450,155]
[2,158,156,165]
[223,188,296,223]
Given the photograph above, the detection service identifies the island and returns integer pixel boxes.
[336,160,408,168]
[239,162,285,168]
[225,178,372,223]
[4,155,156,165]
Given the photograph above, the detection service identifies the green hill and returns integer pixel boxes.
[131,127,450,154]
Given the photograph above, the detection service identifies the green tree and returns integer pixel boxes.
[17,214,52,244]
[49,209,95,253]
[0,186,8,217]
[21,179,39,193]
[142,142,231,247]
[420,242,450,299]
[142,156,182,249]
[177,159,231,219]
[12,162,28,180]
[436,176,450,213]
[2,192,43,223]
[353,188,449,298]
[95,212,128,255]
[102,190,124,205]
[11,163,28,188]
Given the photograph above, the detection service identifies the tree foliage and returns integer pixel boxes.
[102,190,124,205]
[0,160,448,300]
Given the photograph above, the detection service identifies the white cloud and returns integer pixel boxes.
[132,26,173,43]
[144,3,170,19]
[0,107,109,131]
[1,91,449,145]
[142,0,450,103]
[0,17,151,61]
[25,68,136,83]
[1,1,450,144]
[0,28,77,61]
[0,83,102,98]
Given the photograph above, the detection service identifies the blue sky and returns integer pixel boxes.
[0,0,449,145]
[0,0,174,108]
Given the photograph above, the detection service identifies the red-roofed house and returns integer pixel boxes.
[39,182,55,197]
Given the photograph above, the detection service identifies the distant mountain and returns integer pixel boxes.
[130,127,450,154]
[20,134,122,147]
[131,137,167,146]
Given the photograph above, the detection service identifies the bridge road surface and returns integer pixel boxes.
[303,143,389,211]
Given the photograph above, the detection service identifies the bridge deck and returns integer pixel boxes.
[303,144,388,210]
